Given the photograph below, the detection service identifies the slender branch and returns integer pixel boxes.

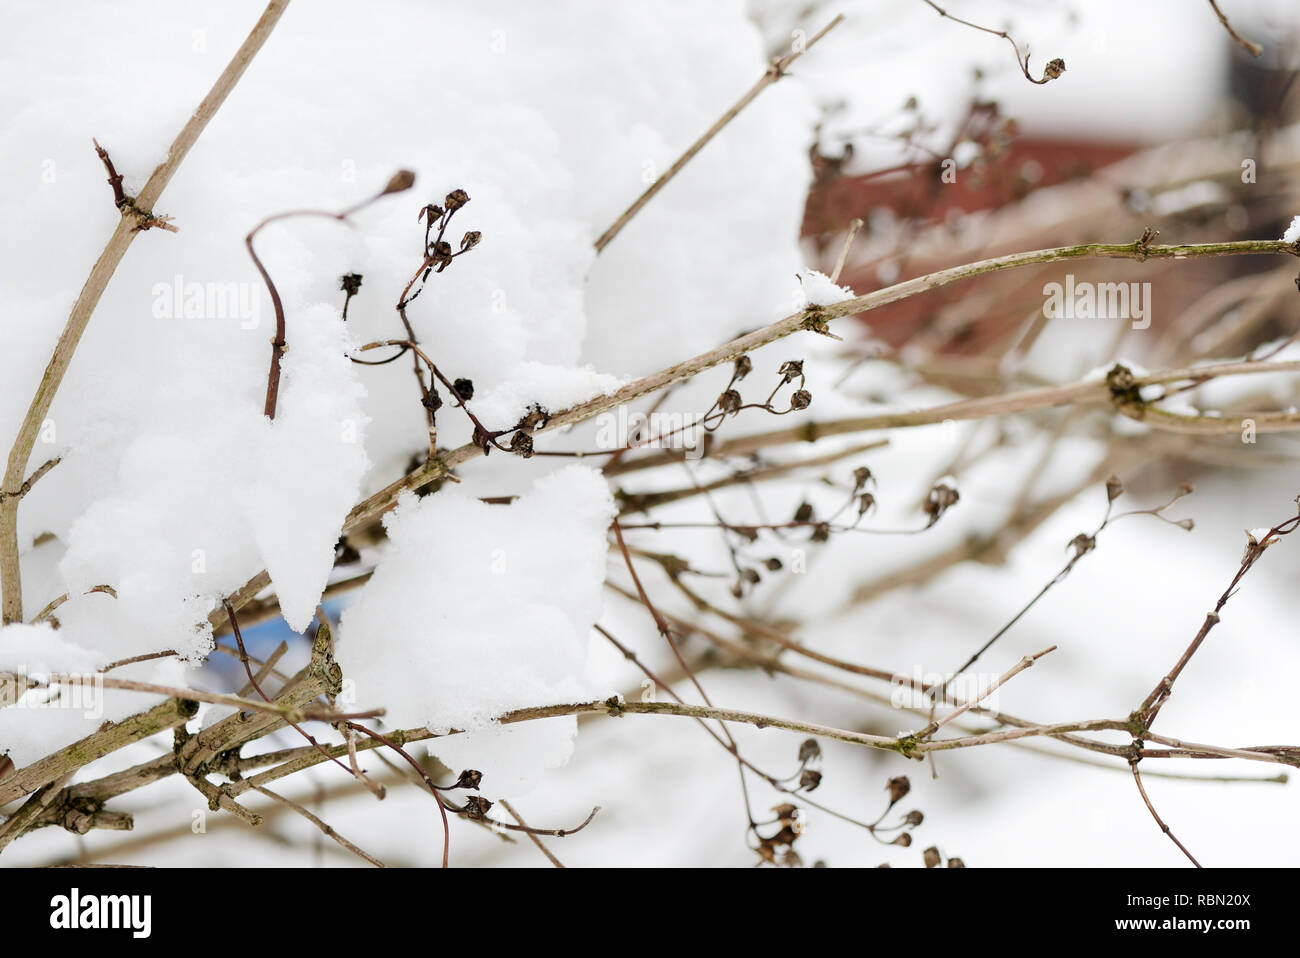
[1,0,291,624]
[499,799,564,868]
[1131,764,1201,867]
[212,239,1300,640]
[593,14,844,253]
[1208,0,1263,57]
[249,785,385,867]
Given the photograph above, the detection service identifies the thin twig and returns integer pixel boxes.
[250,785,386,867]
[593,14,844,253]
[1,0,291,624]
[499,799,564,868]
[1208,0,1263,57]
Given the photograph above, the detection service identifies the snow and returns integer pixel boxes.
[1283,215,1300,244]
[336,465,615,790]
[795,268,856,307]
[1,0,810,734]
[0,622,102,678]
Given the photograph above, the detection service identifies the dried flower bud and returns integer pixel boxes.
[1106,362,1137,397]
[794,502,815,523]
[886,775,911,804]
[799,769,822,792]
[420,204,444,223]
[924,480,960,524]
[790,389,812,410]
[452,378,474,401]
[444,188,470,211]
[509,431,535,458]
[380,169,416,195]
[741,567,761,585]
[810,522,831,543]
[922,846,942,868]
[1068,533,1096,559]
[463,795,493,819]
[429,239,454,271]
[460,230,482,251]
[891,833,912,847]
[947,857,966,868]
[771,803,799,823]
[798,738,821,764]
[857,492,876,516]
[734,355,753,380]
[765,557,783,572]
[852,466,874,491]
[1105,475,1124,502]
[518,404,550,431]
[339,272,363,295]
[1042,57,1066,81]
[454,768,483,790]
[421,389,443,412]
[902,809,924,827]
[778,359,804,384]
[718,389,743,415]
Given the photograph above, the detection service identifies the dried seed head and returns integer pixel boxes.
[798,738,821,764]
[454,768,483,790]
[857,492,876,516]
[1042,57,1066,80]
[734,355,753,380]
[381,169,416,195]
[339,272,363,295]
[1068,533,1096,559]
[741,567,761,585]
[765,557,784,572]
[947,857,966,868]
[852,466,874,491]
[421,389,443,412]
[460,230,482,251]
[891,833,913,847]
[799,769,823,792]
[794,502,815,523]
[1105,474,1124,502]
[778,359,805,384]
[922,846,942,868]
[463,795,493,820]
[718,389,743,415]
[452,378,474,402]
[509,431,535,458]
[429,239,454,271]
[810,522,831,543]
[902,809,924,827]
[790,389,813,410]
[771,803,799,823]
[924,480,960,524]
[886,775,911,804]
[444,188,470,211]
